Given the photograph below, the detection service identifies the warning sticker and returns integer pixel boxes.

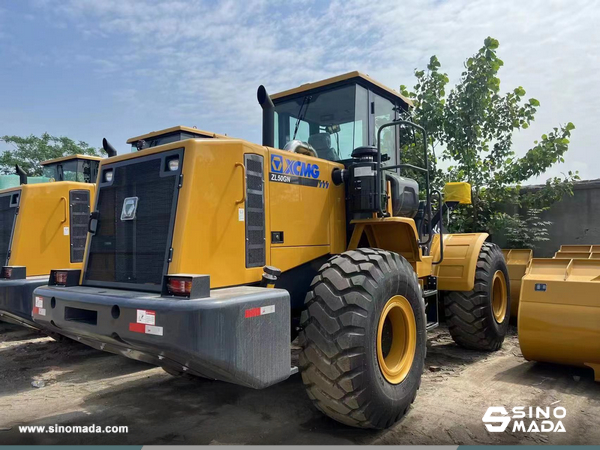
[137,309,156,325]
[145,325,163,336]
[35,297,44,308]
[38,308,46,316]
[260,305,275,315]
[63,226,69,236]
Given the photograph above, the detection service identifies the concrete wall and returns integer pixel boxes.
[520,179,600,257]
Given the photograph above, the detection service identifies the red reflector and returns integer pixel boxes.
[129,323,145,333]
[167,278,192,296]
[1,267,12,279]
[245,307,261,318]
[55,271,68,285]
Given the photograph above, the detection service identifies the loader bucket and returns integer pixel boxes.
[518,258,600,381]
[502,249,533,318]
[559,245,593,253]
[554,251,591,259]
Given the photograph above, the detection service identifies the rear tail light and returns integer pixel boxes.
[0,266,26,280]
[161,274,210,299]
[54,271,68,285]
[49,269,81,287]
[166,277,193,297]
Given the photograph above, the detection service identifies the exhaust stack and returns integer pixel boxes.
[15,165,27,185]
[102,138,117,157]
[257,85,275,148]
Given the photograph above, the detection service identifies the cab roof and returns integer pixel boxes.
[271,71,413,108]
[41,154,103,165]
[126,126,228,144]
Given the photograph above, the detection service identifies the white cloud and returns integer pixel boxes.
[33,0,600,181]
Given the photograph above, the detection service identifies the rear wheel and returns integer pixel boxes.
[444,242,510,351]
[298,248,426,429]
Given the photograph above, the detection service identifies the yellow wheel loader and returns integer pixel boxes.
[33,72,510,429]
[0,153,107,330]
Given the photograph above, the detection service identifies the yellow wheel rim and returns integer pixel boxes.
[492,270,508,323]
[376,295,417,384]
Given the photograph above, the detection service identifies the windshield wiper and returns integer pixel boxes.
[292,95,312,140]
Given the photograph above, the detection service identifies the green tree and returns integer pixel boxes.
[0,133,104,176]
[488,208,552,249]
[400,37,578,234]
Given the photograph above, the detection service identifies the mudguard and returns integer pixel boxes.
[431,233,489,291]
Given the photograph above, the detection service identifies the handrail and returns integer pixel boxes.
[376,120,433,246]
[432,189,444,265]
[60,197,68,223]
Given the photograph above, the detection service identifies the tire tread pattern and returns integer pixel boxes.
[444,242,509,351]
[298,248,423,429]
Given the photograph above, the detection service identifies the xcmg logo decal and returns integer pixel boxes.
[269,154,326,188]
[270,154,320,179]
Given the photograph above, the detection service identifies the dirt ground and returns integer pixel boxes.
[0,321,598,445]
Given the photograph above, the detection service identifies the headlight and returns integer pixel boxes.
[167,157,179,171]
[104,169,113,182]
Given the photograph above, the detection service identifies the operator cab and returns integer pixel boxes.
[271,71,412,165]
[41,155,102,184]
[127,126,227,152]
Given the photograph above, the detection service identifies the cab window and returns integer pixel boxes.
[373,93,397,167]
[274,84,369,161]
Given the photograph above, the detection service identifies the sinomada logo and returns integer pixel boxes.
[483,406,566,433]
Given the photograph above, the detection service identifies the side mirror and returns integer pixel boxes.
[88,211,100,234]
[443,182,471,205]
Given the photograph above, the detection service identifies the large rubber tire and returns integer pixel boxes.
[298,248,426,429]
[444,242,510,351]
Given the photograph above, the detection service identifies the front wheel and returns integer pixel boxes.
[444,242,510,351]
[298,248,426,429]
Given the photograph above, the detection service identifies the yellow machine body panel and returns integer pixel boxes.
[41,154,103,165]
[97,139,346,288]
[348,218,421,265]
[502,249,533,317]
[347,220,488,287]
[126,125,229,144]
[7,182,95,276]
[430,233,489,291]
[518,258,600,381]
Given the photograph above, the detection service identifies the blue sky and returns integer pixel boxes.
[1,0,598,182]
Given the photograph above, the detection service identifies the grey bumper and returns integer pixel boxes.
[0,276,48,328]
[32,285,292,389]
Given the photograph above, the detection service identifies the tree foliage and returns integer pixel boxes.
[400,37,578,235]
[0,133,103,176]
[489,209,552,250]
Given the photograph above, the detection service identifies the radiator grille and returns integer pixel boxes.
[244,154,265,268]
[84,152,181,288]
[69,190,90,263]
[0,192,18,265]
